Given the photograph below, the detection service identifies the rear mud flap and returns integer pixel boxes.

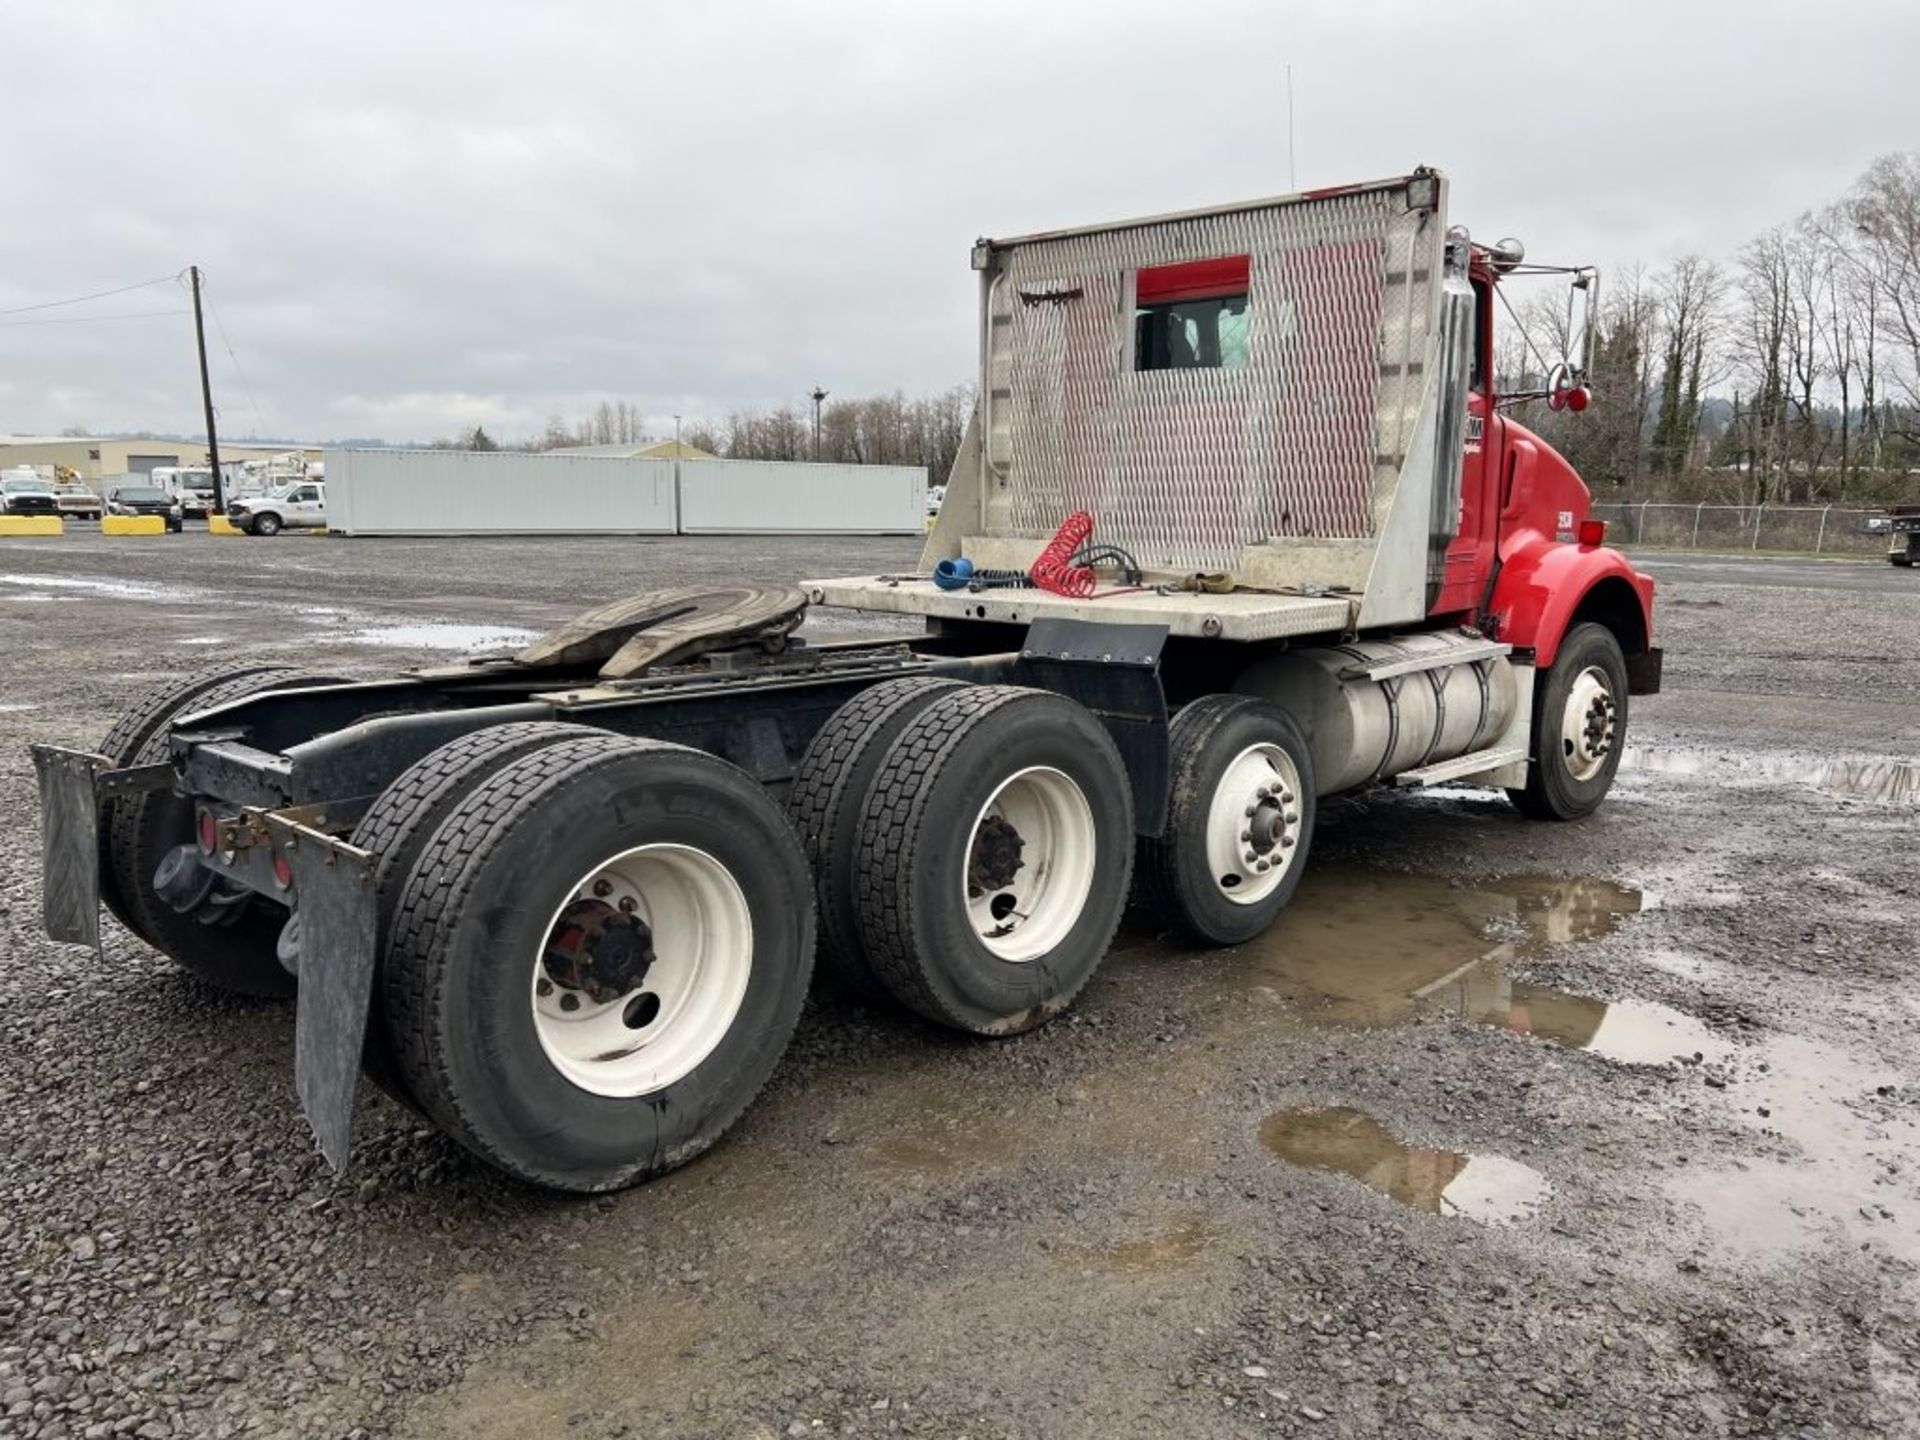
[268,816,377,1172]
[31,746,108,947]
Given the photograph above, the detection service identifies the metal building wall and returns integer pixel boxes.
[325,449,926,535]
[326,449,678,535]
[676,459,925,534]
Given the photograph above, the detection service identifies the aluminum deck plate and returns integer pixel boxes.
[807,576,1354,642]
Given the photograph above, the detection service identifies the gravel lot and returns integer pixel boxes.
[2,532,1917,1439]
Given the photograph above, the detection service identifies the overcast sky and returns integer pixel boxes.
[2,0,1915,445]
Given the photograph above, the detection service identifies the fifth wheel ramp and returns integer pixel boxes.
[514,585,808,679]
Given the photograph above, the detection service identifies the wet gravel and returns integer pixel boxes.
[1,534,1917,1438]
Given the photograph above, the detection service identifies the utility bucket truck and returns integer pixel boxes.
[31,169,1658,1192]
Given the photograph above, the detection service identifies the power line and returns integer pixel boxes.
[0,309,189,329]
[0,273,182,318]
[205,294,268,437]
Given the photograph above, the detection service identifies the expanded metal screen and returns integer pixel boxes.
[985,181,1442,575]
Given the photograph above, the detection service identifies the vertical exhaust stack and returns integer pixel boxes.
[1427,225,1478,606]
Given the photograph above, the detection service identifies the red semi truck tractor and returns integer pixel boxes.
[32,168,1657,1191]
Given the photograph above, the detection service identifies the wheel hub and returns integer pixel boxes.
[1561,668,1619,781]
[1248,799,1286,856]
[967,813,1026,897]
[542,898,657,1004]
[1206,744,1304,905]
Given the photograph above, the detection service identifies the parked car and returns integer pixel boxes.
[105,485,184,532]
[228,481,325,536]
[53,482,103,520]
[926,484,946,517]
[152,466,219,518]
[2,474,60,517]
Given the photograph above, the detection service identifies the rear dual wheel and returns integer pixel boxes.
[848,686,1134,1036]
[379,734,814,1191]
[96,664,341,996]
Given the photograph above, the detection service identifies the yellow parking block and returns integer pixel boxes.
[209,515,244,535]
[0,516,63,536]
[102,514,167,536]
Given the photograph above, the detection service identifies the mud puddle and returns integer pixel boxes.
[1202,867,1652,1036]
[1058,1218,1215,1274]
[1666,1033,1920,1267]
[1623,745,1920,805]
[1260,1105,1551,1225]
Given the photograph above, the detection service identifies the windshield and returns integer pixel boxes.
[181,475,215,491]
[115,487,168,502]
[4,477,54,493]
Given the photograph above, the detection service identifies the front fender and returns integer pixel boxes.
[1488,539,1655,670]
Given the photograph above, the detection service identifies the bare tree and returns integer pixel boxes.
[1648,256,1724,478]
[1848,152,1920,442]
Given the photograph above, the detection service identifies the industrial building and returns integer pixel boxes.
[0,434,320,482]
[324,448,925,536]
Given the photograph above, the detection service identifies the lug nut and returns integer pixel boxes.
[536,978,553,997]
[618,896,637,913]
[1256,859,1271,872]
[1244,805,1257,818]
[592,878,613,898]
[559,992,580,1012]
[1285,812,1299,825]
[1240,829,1252,842]
[1282,836,1296,848]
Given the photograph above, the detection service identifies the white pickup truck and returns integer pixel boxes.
[227,481,326,536]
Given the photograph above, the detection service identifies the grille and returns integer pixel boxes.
[986,182,1440,576]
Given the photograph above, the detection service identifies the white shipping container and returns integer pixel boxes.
[325,449,678,535]
[675,459,925,535]
[324,450,927,535]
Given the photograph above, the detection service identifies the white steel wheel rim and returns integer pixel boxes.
[530,843,752,1098]
[1561,666,1618,782]
[963,766,1097,963]
[1205,742,1304,905]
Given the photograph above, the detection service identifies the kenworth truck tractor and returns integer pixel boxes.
[32,168,1658,1191]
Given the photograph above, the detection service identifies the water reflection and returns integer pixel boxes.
[1260,1106,1551,1225]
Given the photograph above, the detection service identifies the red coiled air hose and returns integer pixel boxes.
[1029,510,1097,598]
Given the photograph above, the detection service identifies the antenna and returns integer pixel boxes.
[1287,64,1297,191]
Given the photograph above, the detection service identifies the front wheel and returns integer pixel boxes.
[1507,622,1629,821]
[382,733,815,1191]
[251,511,282,536]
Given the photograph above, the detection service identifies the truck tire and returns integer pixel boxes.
[382,733,815,1191]
[252,512,282,536]
[107,667,343,996]
[346,721,596,1103]
[1507,622,1629,822]
[1136,695,1316,946]
[852,686,1132,1036]
[787,675,964,1001]
[94,663,294,940]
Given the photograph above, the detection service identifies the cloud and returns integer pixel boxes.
[1,0,1914,443]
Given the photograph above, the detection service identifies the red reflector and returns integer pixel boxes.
[1577,518,1607,547]
[1566,385,1591,413]
[272,852,294,890]
[196,810,218,854]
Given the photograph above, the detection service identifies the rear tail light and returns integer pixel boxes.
[1577,518,1607,547]
[272,852,294,890]
[196,809,218,854]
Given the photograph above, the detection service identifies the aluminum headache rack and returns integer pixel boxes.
[815,169,1475,636]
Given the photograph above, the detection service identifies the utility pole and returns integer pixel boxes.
[810,386,828,462]
[189,266,224,514]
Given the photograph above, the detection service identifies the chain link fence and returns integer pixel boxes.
[1590,502,1889,555]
